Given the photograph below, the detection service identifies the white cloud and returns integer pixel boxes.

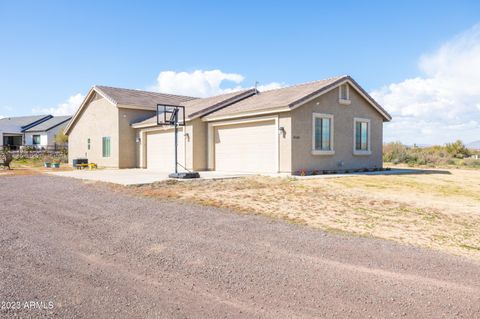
[150,69,284,97]
[371,24,480,145]
[32,93,84,116]
[256,82,284,92]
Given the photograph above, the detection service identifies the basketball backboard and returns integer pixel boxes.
[156,104,185,126]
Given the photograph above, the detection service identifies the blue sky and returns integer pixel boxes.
[1,1,480,144]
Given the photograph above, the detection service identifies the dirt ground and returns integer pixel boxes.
[1,175,480,318]
[0,162,72,176]
[128,168,480,260]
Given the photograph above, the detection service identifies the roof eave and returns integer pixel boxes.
[117,104,158,111]
[202,106,291,122]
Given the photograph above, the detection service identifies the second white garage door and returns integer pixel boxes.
[146,129,185,171]
[214,120,277,173]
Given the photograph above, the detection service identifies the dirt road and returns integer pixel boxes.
[1,175,479,318]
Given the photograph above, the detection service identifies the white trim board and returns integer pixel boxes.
[203,107,290,122]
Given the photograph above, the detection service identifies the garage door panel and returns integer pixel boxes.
[214,120,276,173]
[146,130,185,171]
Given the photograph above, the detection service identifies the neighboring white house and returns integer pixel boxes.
[23,116,71,149]
[0,115,71,149]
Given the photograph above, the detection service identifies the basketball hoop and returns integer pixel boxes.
[156,105,185,126]
[155,104,199,179]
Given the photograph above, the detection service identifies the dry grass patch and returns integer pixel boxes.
[0,163,73,176]
[128,169,480,260]
[0,168,41,176]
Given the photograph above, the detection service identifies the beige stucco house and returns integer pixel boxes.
[65,75,391,174]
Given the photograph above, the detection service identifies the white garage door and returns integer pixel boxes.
[214,120,277,173]
[146,129,185,171]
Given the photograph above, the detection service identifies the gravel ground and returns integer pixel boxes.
[1,175,480,318]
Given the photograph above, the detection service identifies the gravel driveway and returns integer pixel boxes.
[1,175,480,318]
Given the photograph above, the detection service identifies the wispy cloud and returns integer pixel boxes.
[371,24,480,145]
[149,69,284,97]
[32,93,84,116]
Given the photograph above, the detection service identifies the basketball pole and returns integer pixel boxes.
[161,104,200,179]
[174,119,178,175]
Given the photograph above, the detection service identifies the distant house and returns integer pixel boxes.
[65,75,392,173]
[0,115,71,150]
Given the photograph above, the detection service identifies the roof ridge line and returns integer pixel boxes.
[251,75,347,94]
[188,88,257,119]
[191,88,256,101]
[94,85,198,100]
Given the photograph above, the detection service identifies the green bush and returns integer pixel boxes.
[383,140,478,168]
[445,140,471,159]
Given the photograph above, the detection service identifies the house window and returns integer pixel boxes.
[312,113,334,155]
[32,135,41,145]
[354,118,371,155]
[102,137,111,157]
[339,83,351,105]
[87,138,91,150]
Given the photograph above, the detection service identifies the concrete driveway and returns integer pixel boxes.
[1,174,480,318]
[48,168,254,185]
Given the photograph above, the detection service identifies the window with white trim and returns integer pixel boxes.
[312,113,334,154]
[354,118,371,154]
[339,83,351,105]
[32,135,40,145]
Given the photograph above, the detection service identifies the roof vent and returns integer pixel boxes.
[254,81,259,95]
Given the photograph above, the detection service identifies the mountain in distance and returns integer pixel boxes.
[466,140,480,150]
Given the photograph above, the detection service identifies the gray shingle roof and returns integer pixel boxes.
[205,76,344,118]
[25,116,72,132]
[204,76,391,121]
[0,115,52,133]
[132,89,257,127]
[183,89,256,118]
[95,85,197,109]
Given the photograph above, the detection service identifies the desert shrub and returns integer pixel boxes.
[55,129,68,145]
[462,158,480,168]
[445,140,470,159]
[383,140,477,168]
[0,147,13,169]
[383,141,410,163]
